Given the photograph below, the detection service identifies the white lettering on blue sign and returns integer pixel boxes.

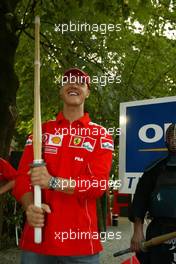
[138,123,171,143]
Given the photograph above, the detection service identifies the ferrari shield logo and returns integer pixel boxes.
[73,137,82,145]
[69,136,84,148]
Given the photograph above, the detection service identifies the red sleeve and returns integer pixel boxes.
[0,158,17,181]
[74,134,113,199]
[12,136,34,201]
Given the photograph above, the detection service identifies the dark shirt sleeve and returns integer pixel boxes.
[129,168,157,222]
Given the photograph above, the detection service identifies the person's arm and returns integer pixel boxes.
[1,159,17,181]
[20,192,33,210]
[0,159,17,194]
[0,180,15,194]
[29,134,113,199]
[29,166,74,194]
[131,217,145,252]
[12,135,51,228]
[15,171,51,228]
[73,136,113,199]
[129,169,156,222]
[129,168,157,252]
[21,192,51,228]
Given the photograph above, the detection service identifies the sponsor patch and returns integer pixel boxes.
[101,138,114,150]
[51,136,61,145]
[69,136,96,152]
[69,136,84,148]
[83,137,96,152]
[42,133,50,145]
[48,134,63,147]
[43,146,58,154]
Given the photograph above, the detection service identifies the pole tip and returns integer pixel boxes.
[35,16,40,24]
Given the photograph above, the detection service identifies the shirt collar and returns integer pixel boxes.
[56,112,91,127]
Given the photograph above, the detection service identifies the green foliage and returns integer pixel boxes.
[13,0,176,173]
[0,192,23,249]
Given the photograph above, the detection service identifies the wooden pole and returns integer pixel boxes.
[33,15,43,244]
[142,231,176,250]
[114,231,176,257]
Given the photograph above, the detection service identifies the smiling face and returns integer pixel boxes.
[60,77,90,107]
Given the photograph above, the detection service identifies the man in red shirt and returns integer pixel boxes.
[13,68,113,264]
[0,158,17,194]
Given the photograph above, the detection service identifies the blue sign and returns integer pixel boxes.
[126,101,176,172]
[119,97,176,193]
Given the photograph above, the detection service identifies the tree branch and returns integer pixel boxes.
[147,63,176,92]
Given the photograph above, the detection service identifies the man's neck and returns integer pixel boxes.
[63,105,84,123]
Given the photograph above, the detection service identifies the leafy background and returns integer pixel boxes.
[0,0,176,246]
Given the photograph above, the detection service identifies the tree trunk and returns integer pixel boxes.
[0,0,20,239]
[0,1,20,158]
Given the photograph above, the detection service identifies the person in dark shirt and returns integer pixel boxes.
[129,124,176,264]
